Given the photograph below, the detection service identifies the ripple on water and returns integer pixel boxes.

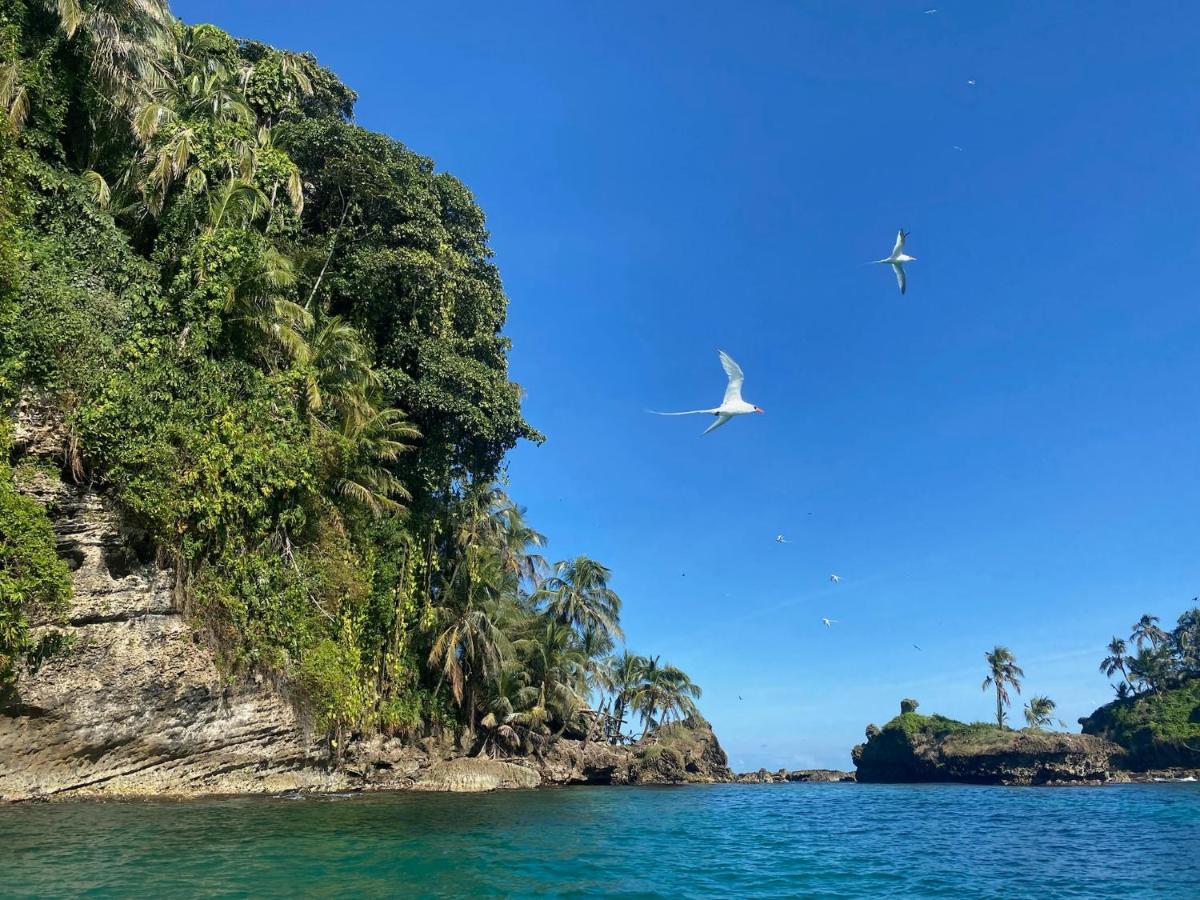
[1,783,1199,898]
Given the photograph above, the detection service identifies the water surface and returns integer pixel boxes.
[3,783,1198,898]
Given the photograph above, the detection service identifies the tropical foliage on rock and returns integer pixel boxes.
[0,0,703,752]
[1098,607,1200,698]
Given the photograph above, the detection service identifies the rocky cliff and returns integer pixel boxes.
[851,705,1120,785]
[1,402,733,800]
[0,402,349,801]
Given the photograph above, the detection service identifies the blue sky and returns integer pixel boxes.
[177,1,1200,770]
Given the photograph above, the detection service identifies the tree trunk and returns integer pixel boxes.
[465,683,475,743]
[996,687,1003,727]
[612,700,625,744]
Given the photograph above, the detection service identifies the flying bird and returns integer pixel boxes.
[775,534,789,544]
[829,574,841,583]
[913,644,923,652]
[874,229,916,295]
[967,79,977,86]
[953,145,964,151]
[924,8,938,12]
[822,617,836,627]
[650,350,763,434]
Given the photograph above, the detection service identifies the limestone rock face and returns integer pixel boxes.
[412,758,541,792]
[0,403,343,801]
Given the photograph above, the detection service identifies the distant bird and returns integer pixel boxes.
[650,350,763,434]
[822,617,837,627]
[775,534,789,544]
[967,79,977,86]
[829,574,841,583]
[924,8,937,12]
[738,695,744,701]
[913,644,923,652]
[873,229,916,295]
[953,145,964,151]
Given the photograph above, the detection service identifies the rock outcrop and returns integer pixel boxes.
[852,704,1120,785]
[412,758,541,792]
[624,716,734,784]
[1,402,346,801]
[735,768,855,784]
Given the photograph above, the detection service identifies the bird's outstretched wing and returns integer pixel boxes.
[719,350,745,405]
[892,263,906,295]
[650,408,717,416]
[891,229,907,257]
[703,413,733,434]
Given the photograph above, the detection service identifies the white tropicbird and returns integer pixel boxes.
[874,228,916,295]
[829,574,841,583]
[651,350,763,434]
[776,534,788,544]
[822,617,836,627]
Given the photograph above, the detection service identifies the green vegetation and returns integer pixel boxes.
[0,424,71,701]
[1097,608,1200,699]
[1079,678,1200,767]
[0,0,703,754]
[1083,605,1200,766]
[884,710,1002,743]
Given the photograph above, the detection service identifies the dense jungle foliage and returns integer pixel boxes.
[0,0,703,757]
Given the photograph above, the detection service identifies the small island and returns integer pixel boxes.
[851,610,1200,785]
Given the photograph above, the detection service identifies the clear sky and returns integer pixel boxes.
[176,0,1200,770]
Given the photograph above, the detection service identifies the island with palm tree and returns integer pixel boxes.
[851,605,1200,784]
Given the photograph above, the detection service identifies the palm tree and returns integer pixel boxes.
[300,306,380,430]
[632,655,701,736]
[1023,695,1056,730]
[1131,614,1168,652]
[1099,637,1132,690]
[427,550,513,740]
[1,60,30,133]
[205,177,267,232]
[205,230,313,364]
[44,0,175,117]
[451,484,547,590]
[1128,646,1172,695]
[134,27,258,214]
[602,651,647,744]
[537,556,623,645]
[1174,606,1200,676]
[981,645,1024,727]
[513,619,587,735]
[331,407,419,519]
[478,662,538,758]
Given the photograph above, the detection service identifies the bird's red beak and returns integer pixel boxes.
[754,407,764,414]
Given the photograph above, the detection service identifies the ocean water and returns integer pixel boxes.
[2,783,1198,898]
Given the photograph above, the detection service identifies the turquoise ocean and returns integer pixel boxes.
[3,783,1198,898]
